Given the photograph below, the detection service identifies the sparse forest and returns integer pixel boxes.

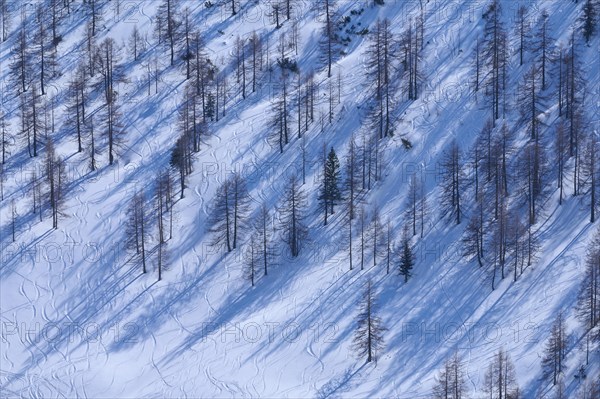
[0,0,598,396]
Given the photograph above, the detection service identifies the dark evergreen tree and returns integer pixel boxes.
[318,147,342,225]
[581,0,597,44]
[397,234,414,283]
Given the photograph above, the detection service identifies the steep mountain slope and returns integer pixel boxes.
[1,0,599,397]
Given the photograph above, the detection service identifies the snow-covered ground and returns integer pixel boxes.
[1,0,599,397]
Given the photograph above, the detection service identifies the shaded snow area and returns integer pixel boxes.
[0,0,599,397]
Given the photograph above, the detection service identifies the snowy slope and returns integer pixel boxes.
[1,0,599,397]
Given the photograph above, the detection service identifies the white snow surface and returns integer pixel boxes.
[0,0,599,397]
